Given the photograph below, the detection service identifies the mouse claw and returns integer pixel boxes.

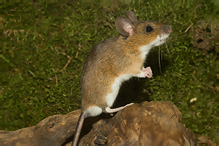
[138,67,153,78]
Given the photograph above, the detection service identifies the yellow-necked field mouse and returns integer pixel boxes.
[72,10,172,146]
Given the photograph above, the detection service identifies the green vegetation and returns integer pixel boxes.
[0,0,217,142]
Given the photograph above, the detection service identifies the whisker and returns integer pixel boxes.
[165,42,170,54]
[158,46,162,73]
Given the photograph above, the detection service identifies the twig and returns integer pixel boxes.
[182,0,185,8]
[193,4,203,19]
[55,74,58,86]
[184,23,193,33]
[60,56,72,72]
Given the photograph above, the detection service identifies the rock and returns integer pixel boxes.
[79,101,197,146]
[0,101,197,146]
[0,109,81,146]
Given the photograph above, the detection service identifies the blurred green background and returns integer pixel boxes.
[0,0,218,142]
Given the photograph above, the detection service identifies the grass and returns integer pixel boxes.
[0,0,217,143]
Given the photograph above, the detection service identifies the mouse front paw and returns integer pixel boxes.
[138,67,153,78]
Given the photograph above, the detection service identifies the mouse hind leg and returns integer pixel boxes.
[105,103,133,113]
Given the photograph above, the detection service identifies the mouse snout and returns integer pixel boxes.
[160,25,172,34]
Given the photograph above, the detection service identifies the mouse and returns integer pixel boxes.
[72,10,172,146]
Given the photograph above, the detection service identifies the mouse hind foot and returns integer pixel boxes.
[105,103,133,113]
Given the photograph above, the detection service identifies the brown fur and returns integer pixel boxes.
[73,11,172,146]
[81,21,167,111]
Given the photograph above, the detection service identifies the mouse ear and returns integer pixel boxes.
[125,10,137,23]
[115,17,135,37]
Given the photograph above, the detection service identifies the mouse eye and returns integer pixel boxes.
[145,25,153,33]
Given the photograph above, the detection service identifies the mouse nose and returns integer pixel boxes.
[168,26,172,33]
[162,25,172,34]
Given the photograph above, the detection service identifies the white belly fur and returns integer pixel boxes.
[105,35,167,108]
[106,74,133,107]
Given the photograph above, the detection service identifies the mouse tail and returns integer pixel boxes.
[72,112,85,146]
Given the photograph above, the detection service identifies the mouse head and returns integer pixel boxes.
[115,10,172,48]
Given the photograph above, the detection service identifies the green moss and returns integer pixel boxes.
[0,0,217,142]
